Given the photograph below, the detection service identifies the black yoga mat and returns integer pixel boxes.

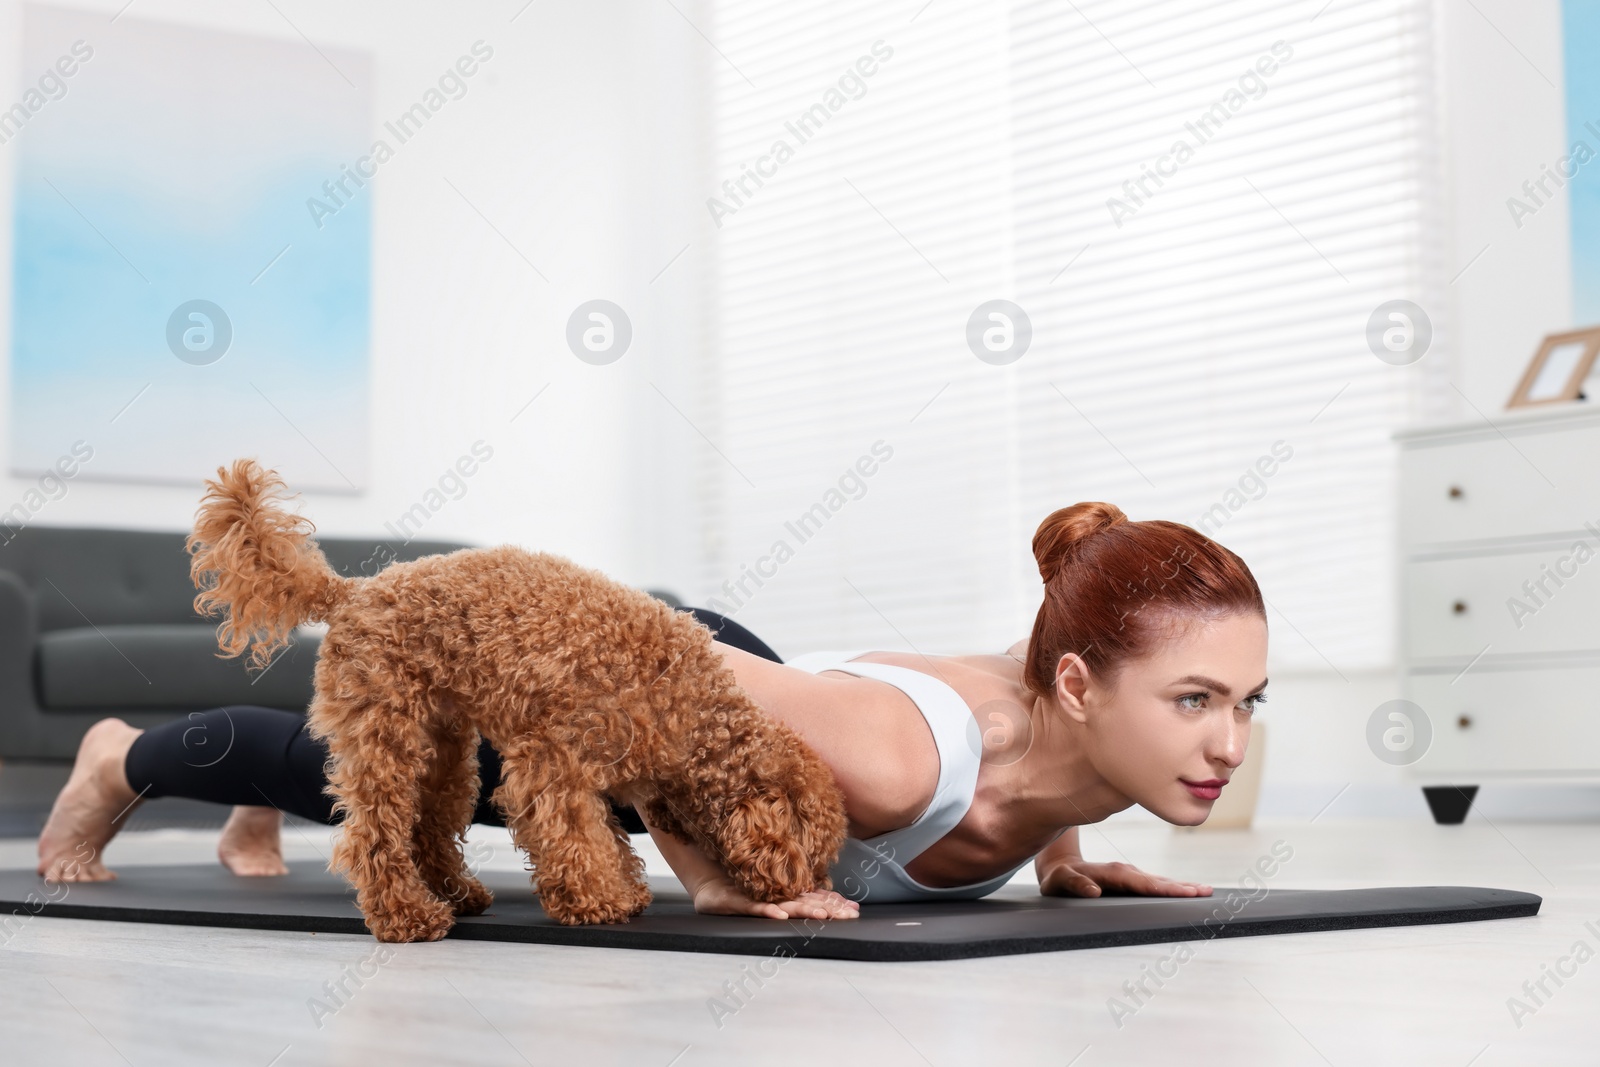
[0,865,1540,961]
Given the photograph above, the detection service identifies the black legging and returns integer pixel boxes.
[123,606,782,834]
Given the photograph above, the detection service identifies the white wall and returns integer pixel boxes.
[1230,0,1588,822]
[0,0,1587,816]
[1436,0,1573,412]
[0,0,712,596]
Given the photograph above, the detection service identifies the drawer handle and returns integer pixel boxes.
[1457,714,1473,730]
[1452,600,1468,615]
[1447,485,1464,499]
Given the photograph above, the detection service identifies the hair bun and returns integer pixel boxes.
[1032,502,1128,583]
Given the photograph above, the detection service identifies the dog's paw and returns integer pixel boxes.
[546,903,634,925]
[541,894,649,926]
[620,880,653,915]
[365,900,456,943]
[442,876,495,917]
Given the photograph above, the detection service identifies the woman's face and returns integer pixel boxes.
[1058,612,1269,825]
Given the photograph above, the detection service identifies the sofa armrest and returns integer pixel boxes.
[0,569,44,758]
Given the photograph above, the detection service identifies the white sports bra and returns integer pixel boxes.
[784,649,1031,904]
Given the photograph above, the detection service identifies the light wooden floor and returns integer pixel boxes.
[1,816,1595,1066]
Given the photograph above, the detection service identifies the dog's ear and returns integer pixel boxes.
[777,759,849,891]
[790,775,848,891]
[718,793,817,904]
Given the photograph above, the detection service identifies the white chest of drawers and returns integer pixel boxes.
[1395,404,1600,819]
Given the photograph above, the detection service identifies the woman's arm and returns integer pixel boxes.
[1035,824,1214,898]
[1033,825,1083,877]
[636,805,730,900]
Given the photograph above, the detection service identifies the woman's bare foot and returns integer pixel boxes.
[218,806,288,876]
[36,718,144,882]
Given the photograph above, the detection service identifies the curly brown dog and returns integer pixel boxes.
[185,458,848,942]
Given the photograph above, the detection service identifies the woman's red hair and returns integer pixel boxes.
[1024,502,1265,697]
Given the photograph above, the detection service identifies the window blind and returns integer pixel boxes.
[699,0,1448,671]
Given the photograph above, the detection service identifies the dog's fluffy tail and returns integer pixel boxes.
[187,458,351,672]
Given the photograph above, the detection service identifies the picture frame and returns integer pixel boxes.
[1506,327,1600,409]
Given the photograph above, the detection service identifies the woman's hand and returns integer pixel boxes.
[693,877,861,920]
[1039,858,1212,898]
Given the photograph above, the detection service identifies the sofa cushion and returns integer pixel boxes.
[37,624,319,712]
[0,526,469,633]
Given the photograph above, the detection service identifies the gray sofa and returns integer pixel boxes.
[0,526,469,760]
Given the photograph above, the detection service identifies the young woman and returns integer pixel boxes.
[37,501,1266,923]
